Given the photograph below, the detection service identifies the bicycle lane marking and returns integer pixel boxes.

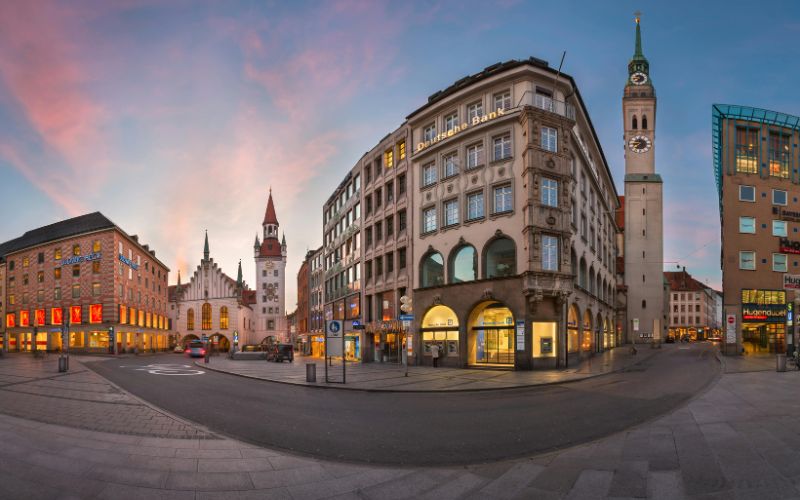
[118,364,205,376]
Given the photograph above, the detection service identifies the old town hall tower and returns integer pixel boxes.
[623,15,666,343]
[253,190,288,341]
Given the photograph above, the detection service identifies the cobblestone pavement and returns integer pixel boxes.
[198,345,662,391]
[0,354,216,439]
[4,350,800,498]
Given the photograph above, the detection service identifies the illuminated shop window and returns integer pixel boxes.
[202,303,212,330]
[735,127,758,174]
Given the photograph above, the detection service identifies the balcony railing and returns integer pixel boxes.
[516,91,576,120]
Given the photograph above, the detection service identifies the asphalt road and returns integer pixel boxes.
[89,343,719,466]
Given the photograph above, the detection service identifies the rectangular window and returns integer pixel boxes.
[386,252,394,273]
[739,185,755,202]
[444,199,459,226]
[467,191,484,220]
[443,153,458,178]
[37,290,44,302]
[375,187,382,208]
[37,252,44,264]
[739,216,755,234]
[769,132,790,178]
[375,222,382,242]
[739,251,755,270]
[93,261,101,274]
[493,185,513,213]
[773,189,788,206]
[37,271,44,283]
[54,248,61,260]
[735,127,759,174]
[93,240,101,252]
[92,282,101,296]
[398,210,407,232]
[384,149,394,169]
[493,134,511,161]
[72,284,80,299]
[386,216,394,238]
[493,91,511,111]
[72,265,80,277]
[542,235,559,271]
[54,287,61,300]
[466,143,484,169]
[398,248,407,269]
[398,140,406,160]
[72,245,80,256]
[444,112,458,132]
[773,253,788,272]
[423,207,437,233]
[398,173,406,196]
[773,220,788,237]
[541,178,558,207]
[467,101,483,121]
[541,127,558,152]
[535,91,554,112]
[386,181,394,203]
[423,162,437,186]
[423,123,436,142]
[376,256,383,275]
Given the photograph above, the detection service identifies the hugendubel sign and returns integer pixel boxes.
[784,274,800,290]
[779,237,800,255]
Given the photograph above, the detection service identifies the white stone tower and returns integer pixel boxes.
[253,189,288,342]
[623,14,665,343]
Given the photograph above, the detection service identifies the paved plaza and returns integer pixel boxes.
[3,350,800,498]
[196,345,660,391]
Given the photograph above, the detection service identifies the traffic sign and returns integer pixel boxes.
[326,320,342,337]
[399,314,414,321]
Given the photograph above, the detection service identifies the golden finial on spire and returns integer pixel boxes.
[634,10,641,24]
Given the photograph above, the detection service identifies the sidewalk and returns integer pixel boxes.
[3,352,800,498]
[197,345,662,391]
[720,352,781,374]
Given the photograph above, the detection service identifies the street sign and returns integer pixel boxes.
[633,318,640,332]
[726,314,736,343]
[351,320,365,330]
[515,320,525,351]
[326,320,343,357]
[326,320,342,337]
[399,314,414,321]
[402,320,411,329]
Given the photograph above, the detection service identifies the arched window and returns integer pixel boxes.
[642,115,648,130]
[484,237,516,278]
[632,115,638,130]
[420,252,445,287]
[449,245,477,283]
[589,267,596,295]
[187,308,195,330]
[220,306,229,329]
[579,258,587,288]
[571,248,578,286]
[202,303,212,330]
[642,299,647,309]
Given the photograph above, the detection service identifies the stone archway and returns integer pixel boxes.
[181,334,199,347]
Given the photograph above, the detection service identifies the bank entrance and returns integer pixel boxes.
[468,301,514,368]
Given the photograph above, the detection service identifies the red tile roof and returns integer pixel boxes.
[259,238,282,257]
[263,191,278,226]
[664,270,708,292]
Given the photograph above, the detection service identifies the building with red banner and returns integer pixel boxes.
[0,212,170,353]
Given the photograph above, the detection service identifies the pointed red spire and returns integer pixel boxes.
[263,188,278,226]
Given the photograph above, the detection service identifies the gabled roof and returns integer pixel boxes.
[664,270,709,293]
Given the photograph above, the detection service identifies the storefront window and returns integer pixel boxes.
[88,331,109,348]
[468,301,514,366]
[567,305,579,353]
[380,290,395,321]
[346,294,360,320]
[69,332,84,348]
[345,334,360,361]
[582,311,592,352]
[532,322,557,357]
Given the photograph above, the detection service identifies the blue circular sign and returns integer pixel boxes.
[329,321,340,334]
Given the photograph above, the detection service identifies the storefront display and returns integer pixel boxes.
[741,289,787,354]
[469,301,514,366]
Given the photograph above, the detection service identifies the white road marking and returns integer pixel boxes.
[121,363,205,376]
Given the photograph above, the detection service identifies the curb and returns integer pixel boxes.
[194,346,664,393]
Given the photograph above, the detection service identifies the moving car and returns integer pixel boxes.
[185,340,206,358]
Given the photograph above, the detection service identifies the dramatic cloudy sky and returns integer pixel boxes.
[1,0,798,306]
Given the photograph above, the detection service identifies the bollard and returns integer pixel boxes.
[306,363,317,383]
[777,353,787,372]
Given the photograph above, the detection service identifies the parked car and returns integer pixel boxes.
[665,335,675,344]
[267,344,294,363]
[185,340,206,358]
[173,345,185,353]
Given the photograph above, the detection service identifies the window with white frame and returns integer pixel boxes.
[444,199,459,226]
[493,134,511,161]
[541,126,558,152]
[541,178,558,207]
[444,112,458,132]
[423,123,436,142]
[422,162,437,186]
[467,101,483,121]
[443,153,458,178]
[739,185,755,202]
[773,220,787,237]
[739,251,755,270]
[466,143,483,169]
[493,184,513,213]
[494,91,511,111]
[423,207,437,233]
[542,235,558,271]
[773,253,787,272]
[739,216,755,234]
[467,191,484,220]
[773,189,788,206]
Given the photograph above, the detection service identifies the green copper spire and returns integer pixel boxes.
[236,260,242,287]
[634,14,643,59]
[627,12,651,85]
[203,230,209,261]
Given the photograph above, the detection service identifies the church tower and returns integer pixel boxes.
[254,189,288,342]
[623,14,665,343]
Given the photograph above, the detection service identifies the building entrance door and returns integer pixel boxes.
[473,327,513,365]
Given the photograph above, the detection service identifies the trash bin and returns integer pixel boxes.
[777,353,787,372]
[306,363,317,383]
[58,356,67,373]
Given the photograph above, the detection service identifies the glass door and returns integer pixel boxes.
[474,328,513,365]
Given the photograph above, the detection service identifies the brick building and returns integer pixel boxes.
[1,212,170,353]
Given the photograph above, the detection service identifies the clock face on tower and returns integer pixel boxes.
[264,261,274,270]
[628,135,652,154]
[631,72,648,85]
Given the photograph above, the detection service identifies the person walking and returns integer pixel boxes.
[430,342,440,368]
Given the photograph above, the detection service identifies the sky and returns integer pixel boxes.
[2,0,800,307]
